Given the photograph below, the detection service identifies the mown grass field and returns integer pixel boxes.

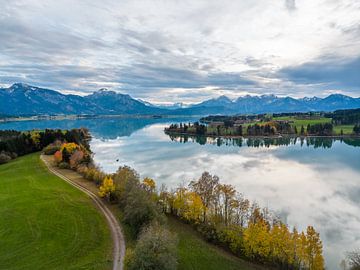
[167,216,265,270]
[243,116,354,135]
[0,153,112,270]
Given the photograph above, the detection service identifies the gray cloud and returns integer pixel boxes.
[0,0,359,102]
[279,56,360,92]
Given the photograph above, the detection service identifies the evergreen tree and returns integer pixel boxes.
[300,125,305,135]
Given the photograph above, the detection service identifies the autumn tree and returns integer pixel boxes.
[142,177,156,193]
[189,172,219,222]
[183,192,204,224]
[218,184,236,225]
[270,223,294,267]
[303,226,324,270]
[69,150,84,169]
[99,176,115,201]
[173,185,188,217]
[53,150,62,164]
[243,219,271,262]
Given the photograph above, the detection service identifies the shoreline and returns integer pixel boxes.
[0,114,200,123]
[164,130,360,139]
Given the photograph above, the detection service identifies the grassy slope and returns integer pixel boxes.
[0,153,112,270]
[167,217,266,270]
[39,155,265,270]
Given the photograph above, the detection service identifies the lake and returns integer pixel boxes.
[1,116,359,270]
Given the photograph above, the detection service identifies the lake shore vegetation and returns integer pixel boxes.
[48,137,326,270]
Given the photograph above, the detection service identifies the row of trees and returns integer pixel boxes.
[354,125,360,135]
[246,122,295,136]
[0,128,89,164]
[165,122,243,136]
[157,172,324,269]
[327,108,360,125]
[305,123,333,136]
[48,139,325,270]
[166,122,339,138]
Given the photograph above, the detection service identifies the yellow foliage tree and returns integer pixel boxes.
[99,176,115,199]
[60,142,79,154]
[270,223,294,265]
[304,226,324,270]
[142,177,156,193]
[30,131,41,147]
[243,219,271,261]
[173,186,188,217]
[183,192,204,223]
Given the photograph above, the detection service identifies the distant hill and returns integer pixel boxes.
[0,83,165,116]
[1,83,360,116]
[189,94,360,114]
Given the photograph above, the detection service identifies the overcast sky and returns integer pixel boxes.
[0,0,359,103]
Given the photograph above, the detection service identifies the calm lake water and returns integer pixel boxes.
[1,117,360,270]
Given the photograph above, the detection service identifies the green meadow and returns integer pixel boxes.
[167,217,264,270]
[0,153,112,270]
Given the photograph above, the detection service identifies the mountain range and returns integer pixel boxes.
[1,83,360,116]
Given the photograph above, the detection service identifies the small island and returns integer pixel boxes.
[164,109,360,138]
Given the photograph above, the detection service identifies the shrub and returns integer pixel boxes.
[54,151,63,164]
[196,223,219,243]
[43,140,62,155]
[124,249,135,269]
[76,164,88,176]
[218,226,245,255]
[69,150,84,169]
[126,223,178,270]
[93,170,106,186]
[58,162,70,169]
[0,152,11,164]
[8,152,17,159]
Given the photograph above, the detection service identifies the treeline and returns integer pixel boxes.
[246,121,294,136]
[165,122,210,136]
[0,129,89,164]
[49,143,324,270]
[165,122,243,136]
[201,114,268,123]
[354,125,360,135]
[158,172,324,270]
[165,122,338,137]
[305,123,333,136]
[202,108,360,126]
[273,112,323,118]
[326,108,360,125]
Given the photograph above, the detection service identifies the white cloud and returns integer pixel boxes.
[0,0,359,101]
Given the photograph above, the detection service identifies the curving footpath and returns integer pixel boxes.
[40,155,125,270]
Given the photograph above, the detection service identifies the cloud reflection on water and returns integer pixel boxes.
[91,123,360,270]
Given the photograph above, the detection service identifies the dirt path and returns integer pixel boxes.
[40,155,125,270]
